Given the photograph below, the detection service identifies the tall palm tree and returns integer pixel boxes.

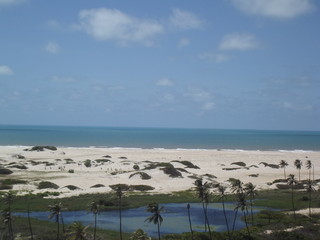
[235,193,250,237]
[306,160,312,180]
[48,202,64,240]
[230,179,243,232]
[187,203,194,240]
[2,209,13,240]
[26,192,34,240]
[294,159,302,181]
[114,185,125,240]
[279,160,289,179]
[2,192,14,240]
[145,203,164,240]
[217,184,230,240]
[244,182,258,226]
[193,179,212,239]
[305,179,315,221]
[65,221,89,240]
[89,201,99,240]
[287,174,297,220]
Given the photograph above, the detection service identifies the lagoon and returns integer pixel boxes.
[15,202,262,237]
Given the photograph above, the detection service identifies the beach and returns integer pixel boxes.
[1,146,319,197]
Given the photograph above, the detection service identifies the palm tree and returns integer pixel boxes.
[235,193,250,237]
[287,174,297,220]
[65,221,89,240]
[279,160,289,179]
[114,185,126,240]
[88,201,99,240]
[48,202,64,240]
[294,159,302,181]
[26,192,34,240]
[1,209,13,240]
[306,160,312,180]
[217,184,230,240]
[244,182,258,226]
[129,229,151,240]
[145,203,164,240]
[2,192,14,240]
[187,203,194,240]
[193,179,212,239]
[305,179,315,221]
[230,179,243,232]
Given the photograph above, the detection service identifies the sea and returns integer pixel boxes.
[0,125,319,151]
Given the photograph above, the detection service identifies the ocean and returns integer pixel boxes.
[0,125,319,151]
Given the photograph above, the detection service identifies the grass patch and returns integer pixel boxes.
[63,185,80,190]
[129,172,151,180]
[231,161,246,167]
[38,181,59,189]
[25,146,57,151]
[8,164,28,169]
[172,160,200,169]
[222,167,241,171]
[90,184,105,188]
[94,159,112,163]
[249,174,259,177]
[0,168,13,175]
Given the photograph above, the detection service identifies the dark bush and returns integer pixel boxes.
[68,169,74,173]
[9,164,28,170]
[90,184,105,188]
[129,172,151,180]
[38,181,59,189]
[27,146,57,151]
[133,164,140,170]
[161,166,182,178]
[64,185,79,190]
[172,160,200,169]
[231,161,246,167]
[131,185,154,191]
[0,169,13,175]
[84,159,91,168]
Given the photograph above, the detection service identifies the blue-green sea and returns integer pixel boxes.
[0,125,319,150]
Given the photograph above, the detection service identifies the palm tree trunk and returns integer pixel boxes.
[309,190,312,222]
[232,208,238,232]
[27,204,34,240]
[222,200,230,239]
[56,215,60,240]
[60,213,65,233]
[187,204,194,239]
[157,221,161,240]
[250,197,254,226]
[284,167,286,179]
[291,186,296,220]
[203,204,212,240]
[119,197,123,240]
[94,213,97,240]
[202,202,207,232]
[243,211,250,236]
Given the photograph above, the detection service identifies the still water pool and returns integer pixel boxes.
[15,202,261,236]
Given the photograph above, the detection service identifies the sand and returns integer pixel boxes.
[0,146,319,198]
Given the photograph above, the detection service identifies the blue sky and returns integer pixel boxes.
[0,0,319,130]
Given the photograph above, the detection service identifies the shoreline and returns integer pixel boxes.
[1,146,319,198]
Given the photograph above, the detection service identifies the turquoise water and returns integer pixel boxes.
[1,125,319,150]
[15,202,258,236]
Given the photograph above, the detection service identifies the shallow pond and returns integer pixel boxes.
[16,202,261,236]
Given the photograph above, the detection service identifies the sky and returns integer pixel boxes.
[0,0,319,131]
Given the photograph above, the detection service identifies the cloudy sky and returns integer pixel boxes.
[0,0,319,130]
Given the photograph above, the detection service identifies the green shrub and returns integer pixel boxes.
[172,160,200,169]
[27,146,57,151]
[0,168,13,175]
[84,159,91,168]
[64,185,79,190]
[38,181,59,189]
[133,164,140,170]
[9,164,28,170]
[131,185,154,191]
[90,184,105,188]
[161,166,182,178]
[231,161,246,167]
[68,169,74,173]
[129,172,151,180]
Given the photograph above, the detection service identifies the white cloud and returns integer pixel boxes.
[45,41,60,54]
[51,76,75,82]
[202,102,215,110]
[156,78,174,87]
[170,8,203,30]
[231,0,315,19]
[199,52,230,63]
[0,0,25,6]
[219,33,259,51]
[282,102,313,110]
[178,37,190,48]
[185,87,213,102]
[78,8,164,46]
[0,65,14,75]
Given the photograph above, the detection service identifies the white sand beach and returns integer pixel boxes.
[0,146,319,198]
